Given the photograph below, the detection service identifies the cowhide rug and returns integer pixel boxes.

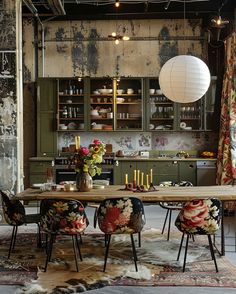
[1,228,236,293]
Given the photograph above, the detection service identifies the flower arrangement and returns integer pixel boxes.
[72,139,106,177]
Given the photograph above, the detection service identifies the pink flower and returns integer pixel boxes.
[80,147,89,155]
[93,139,101,145]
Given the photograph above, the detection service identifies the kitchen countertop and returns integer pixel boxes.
[114,156,217,161]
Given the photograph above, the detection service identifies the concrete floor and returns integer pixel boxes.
[1,204,236,294]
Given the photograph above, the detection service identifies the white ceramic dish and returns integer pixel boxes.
[31,183,43,189]
[98,89,112,94]
[93,184,105,189]
[117,89,124,94]
[116,97,125,103]
[68,122,77,130]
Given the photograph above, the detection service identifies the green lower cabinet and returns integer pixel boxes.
[113,161,137,185]
[178,161,197,186]
[29,158,54,186]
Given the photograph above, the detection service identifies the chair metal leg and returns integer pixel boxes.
[161,209,169,234]
[177,233,185,261]
[44,235,54,272]
[183,234,189,272]
[93,207,98,228]
[138,232,141,247]
[104,234,108,247]
[8,226,17,259]
[72,235,79,272]
[103,234,111,272]
[12,226,18,250]
[130,234,138,272]
[37,224,42,248]
[208,234,218,272]
[167,209,172,241]
[75,234,83,261]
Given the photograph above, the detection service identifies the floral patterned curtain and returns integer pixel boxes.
[217,32,236,185]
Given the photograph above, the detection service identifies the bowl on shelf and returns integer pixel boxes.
[149,89,155,94]
[117,89,124,95]
[116,97,125,103]
[59,124,67,130]
[98,89,112,94]
[127,88,134,94]
[67,122,77,130]
[93,90,100,95]
[91,123,104,130]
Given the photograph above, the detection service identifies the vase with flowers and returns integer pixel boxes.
[72,139,106,191]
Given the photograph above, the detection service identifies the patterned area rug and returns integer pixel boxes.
[1,229,236,293]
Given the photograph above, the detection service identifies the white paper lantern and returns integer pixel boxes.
[159,55,211,103]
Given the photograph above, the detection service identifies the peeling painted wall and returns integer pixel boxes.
[23,18,205,80]
[0,0,16,225]
[0,0,17,193]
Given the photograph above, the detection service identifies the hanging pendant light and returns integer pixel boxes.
[159,1,211,103]
[159,55,211,103]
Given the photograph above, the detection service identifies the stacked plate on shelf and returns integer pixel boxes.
[129,113,141,118]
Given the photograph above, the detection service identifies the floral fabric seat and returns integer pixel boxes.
[1,190,41,259]
[97,197,146,272]
[40,199,89,272]
[175,198,221,272]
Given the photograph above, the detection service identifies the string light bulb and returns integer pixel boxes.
[122,36,130,41]
[115,0,120,8]
[115,38,119,45]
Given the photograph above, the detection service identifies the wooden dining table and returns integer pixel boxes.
[16,184,236,256]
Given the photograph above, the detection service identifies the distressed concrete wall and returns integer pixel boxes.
[23,18,206,79]
[0,0,17,193]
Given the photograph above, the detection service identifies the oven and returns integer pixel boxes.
[54,155,114,185]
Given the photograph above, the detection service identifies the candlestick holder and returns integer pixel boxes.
[149,183,156,191]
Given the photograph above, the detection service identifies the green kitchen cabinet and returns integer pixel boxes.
[37,78,57,157]
[114,160,179,185]
[154,161,179,185]
[29,157,54,186]
[178,161,197,185]
[113,160,137,185]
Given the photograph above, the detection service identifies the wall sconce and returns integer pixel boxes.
[108,32,130,45]
[115,0,120,8]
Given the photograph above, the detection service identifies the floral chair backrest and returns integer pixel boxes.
[175,198,221,235]
[0,190,25,226]
[97,197,146,234]
[159,181,193,187]
[178,181,193,187]
[40,199,89,235]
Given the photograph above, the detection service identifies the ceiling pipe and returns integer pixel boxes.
[47,0,66,15]
[23,0,45,77]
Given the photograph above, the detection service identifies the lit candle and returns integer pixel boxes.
[150,169,153,184]
[75,136,78,150]
[77,136,80,149]
[137,170,140,186]
[141,172,144,185]
[134,169,137,182]
[125,174,128,184]
[146,174,149,189]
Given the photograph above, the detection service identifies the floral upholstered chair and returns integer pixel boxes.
[40,199,89,272]
[97,197,146,272]
[175,198,222,272]
[0,190,41,259]
[159,181,193,241]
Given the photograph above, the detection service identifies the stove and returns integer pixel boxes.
[53,153,115,184]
